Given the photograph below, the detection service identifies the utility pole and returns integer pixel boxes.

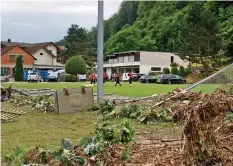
[97,0,104,99]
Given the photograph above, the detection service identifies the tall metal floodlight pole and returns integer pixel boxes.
[97,0,104,99]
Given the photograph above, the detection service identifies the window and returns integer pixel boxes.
[151,67,161,71]
[40,53,43,55]
[10,55,16,62]
[171,56,174,63]
[109,59,113,64]
[129,55,134,62]
[1,67,10,76]
[123,56,129,63]
[113,58,118,63]
[119,56,124,63]
[134,55,140,62]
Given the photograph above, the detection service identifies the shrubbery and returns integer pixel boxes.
[65,56,87,75]
[64,75,78,82]
[163,68,170,74]
[179,66,185,77]
[170,63,179,75]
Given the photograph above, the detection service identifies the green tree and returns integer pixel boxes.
[62,24,91,60]
[179,66,185,77]
[163,68,170,74]
[65,56,87,75]
[177,2,220,72]
[14,55,24,81]
[170,63,179,75]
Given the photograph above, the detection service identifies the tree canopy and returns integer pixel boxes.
[65,56,87,75]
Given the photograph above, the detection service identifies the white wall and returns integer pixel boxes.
[33,48,53,65]
[140,51,189,68]
[140,65,162,74]
[46,44,57,57]
[106,68,112,77]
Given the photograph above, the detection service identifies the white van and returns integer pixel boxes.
[48,69,65,81]
[122,73,137,81]
[78,74,87,81]
[122,73,129,81]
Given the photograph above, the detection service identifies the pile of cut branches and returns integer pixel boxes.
[9,95,55,112]
[159,90,233,165]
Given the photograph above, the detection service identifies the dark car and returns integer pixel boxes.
[139,75,157,83]
[157,74,186,84]
[132,73,146,81]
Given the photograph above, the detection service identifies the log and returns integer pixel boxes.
[12,88,29,96]
[152,90,188,108]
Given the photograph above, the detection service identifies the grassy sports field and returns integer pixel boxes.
[1,82,219,97]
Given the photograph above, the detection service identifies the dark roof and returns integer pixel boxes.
[1,41,60,58]
[1,45,37,60]
[1,41,60,51]
[1,45,16,55]
[1,41,33,47]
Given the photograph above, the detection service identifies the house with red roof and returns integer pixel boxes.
[1,41,65,76]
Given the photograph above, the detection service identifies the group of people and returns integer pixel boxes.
[89,71,133,87]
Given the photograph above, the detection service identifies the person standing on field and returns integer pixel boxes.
[103,72,107,86]
[115,73,121,86]
[128,70,133,87]
[90,73,96,84]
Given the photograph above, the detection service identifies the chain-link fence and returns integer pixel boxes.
[185,63,233,93]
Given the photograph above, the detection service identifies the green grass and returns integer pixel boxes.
[191,84,221,93]
[1,102,180,156]
[2,82,188,97]
[2,82,220,156]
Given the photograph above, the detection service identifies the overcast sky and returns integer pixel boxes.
[1,0,122,43]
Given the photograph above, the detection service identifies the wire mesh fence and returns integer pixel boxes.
[185,63,233,93]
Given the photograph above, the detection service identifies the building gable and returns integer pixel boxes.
[32,48,54,65]
[1,45,35,65]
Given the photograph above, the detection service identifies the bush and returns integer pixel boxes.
[184,67,192,76]
[163,68,170,74]
[179,66,185,77]
[170,63,179,75]
[65,75,78,82]
[14,55,24,81]
[65,56,87,75]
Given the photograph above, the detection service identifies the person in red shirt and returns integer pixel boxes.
[128,70,133,87]
[90,73,96,84]
[115,73,121,86]
[103,72,107,86]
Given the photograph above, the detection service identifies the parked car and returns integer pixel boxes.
[48,70,65,82]
[78,74,87,81]
[48,71,58,82]
[139,75,157,83]
[122,73,138,81]
[157,74,186,84]
[135,73,146,81]
[58,71,66,82]
[28,72,42,82]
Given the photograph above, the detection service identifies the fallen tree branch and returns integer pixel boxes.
[152,90,188,108]
[222,146,233,154]
[216,134,233,142]
[161,138,181,142]
[12,88,29,96]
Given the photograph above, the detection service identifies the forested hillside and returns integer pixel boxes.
[97,1,233,57]
[57,1,233,68]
